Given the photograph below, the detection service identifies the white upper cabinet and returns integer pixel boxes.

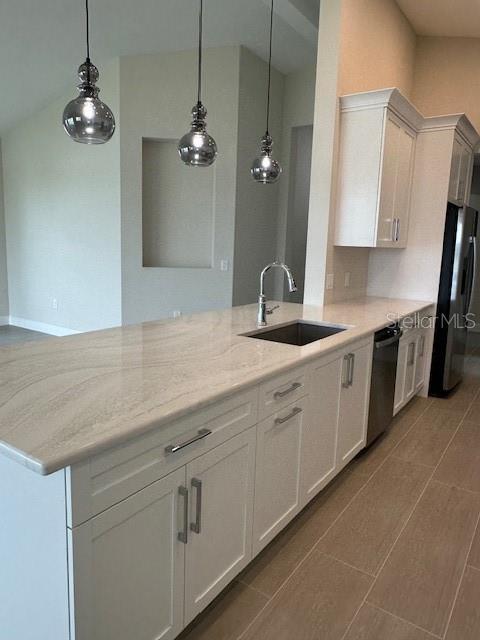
[448,133,474,206]
[334,88,421,249]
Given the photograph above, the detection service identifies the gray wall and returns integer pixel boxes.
[232,47,284,306]
[120,48,240,324]
[0,142,9,318]
[2,60,122,333]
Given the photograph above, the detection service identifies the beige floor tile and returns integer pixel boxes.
[468,524,480,569]
[432,379,479,417]
[369,481,480,637]
[392,405,461,468]
[344,603,437,640]
[352,397,431,477]
[240,467,368,596]
[445,566,480,640]
[434,420,480,492]
[241,551,372,640]
[179,581,268,640]
[317,458,431,575]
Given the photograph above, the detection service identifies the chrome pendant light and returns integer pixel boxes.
[251,0,282,184]
[178,0,217,167]
[62,0,115,144]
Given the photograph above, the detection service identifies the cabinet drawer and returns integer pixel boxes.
[67,389,258,527]
[258,367,307,420]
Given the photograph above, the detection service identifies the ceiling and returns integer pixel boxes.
[396,0,480,37]
[0,0,319,135]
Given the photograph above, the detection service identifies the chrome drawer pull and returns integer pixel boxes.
[274,382,301,399]
[342,355,350,388]
[190,478,202,534]
[178,486,189,544]
[274,406,302,425]
[165,428,212,455]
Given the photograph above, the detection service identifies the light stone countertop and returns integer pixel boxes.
[0,296,433,475]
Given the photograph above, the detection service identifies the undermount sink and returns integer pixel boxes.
[242,320,348,346]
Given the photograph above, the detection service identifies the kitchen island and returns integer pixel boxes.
[0,297,434,640]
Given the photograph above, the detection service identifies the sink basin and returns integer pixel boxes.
[242,320,348,346]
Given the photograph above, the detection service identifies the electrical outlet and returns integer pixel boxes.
[52,298,58,310]
[220,259,229,272]
[326,273,334,290]
[344,272,351,288]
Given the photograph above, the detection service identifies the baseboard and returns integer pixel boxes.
[8,316,80,337]
[0,316,9,326]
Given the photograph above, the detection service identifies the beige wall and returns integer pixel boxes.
[0,142,8,319]
[412,37,480,133]
[322,0,417,304]
[338,0,416,98]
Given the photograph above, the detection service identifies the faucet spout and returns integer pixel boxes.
[257,261,297,327]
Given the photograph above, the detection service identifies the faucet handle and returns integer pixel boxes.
[266,305,280,315]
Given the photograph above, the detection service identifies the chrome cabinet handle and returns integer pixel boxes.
[392,218,397,242]
[274,382,301,399]
[408,341,416,366]
[342,355,350,388]
[178,486,189,544]
[348,353,355,386]
[190,478,202,534]
[419,335,425,357]
[395,218,400,242]
[274,406,302,425]
[165,428,212,455]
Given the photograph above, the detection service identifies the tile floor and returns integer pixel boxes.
[179,341,480,640]
[0,324,50,346]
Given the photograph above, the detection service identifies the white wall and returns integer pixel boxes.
[275,65,316,301]
[2,60,122,333]
[0,142,9,320]
[232,46,284,306]
[120,48,240,324]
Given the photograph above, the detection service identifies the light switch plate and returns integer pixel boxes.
[326,273,334,290]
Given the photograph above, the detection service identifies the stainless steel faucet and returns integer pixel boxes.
[257,261,297,326]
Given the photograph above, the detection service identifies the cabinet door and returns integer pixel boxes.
[302,357,341,504]
[404,337,417,404]
[415,329,427,392]
[393,125,415,248]
[184,428,255,624]
[449,137,462,204]
[70,467,186,640]
[337,342,372,469]
[458,142,473,205]
[376,112,400,246]
[394,339,408,416]
[253,397,306,555]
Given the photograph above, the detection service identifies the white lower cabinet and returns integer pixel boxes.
[302,356,342,502]
[394,327,425,415]
[415,328,428,392]
[70,467,186,640]
[253,397,306,555]
[70,428,256,639]
[336,342,373,469]
[184,428,255,623]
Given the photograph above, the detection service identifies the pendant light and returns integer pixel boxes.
[178,0,217,167]
[251,0,282,184]
[62,0,115,144]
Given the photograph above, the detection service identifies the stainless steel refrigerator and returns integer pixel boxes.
[429,204,478,396]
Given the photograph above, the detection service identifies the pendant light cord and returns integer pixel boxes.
[197,0,203,105]
[265,0,274,136]
[85,0,91,84]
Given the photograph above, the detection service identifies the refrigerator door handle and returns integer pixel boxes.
[468,237,477,315]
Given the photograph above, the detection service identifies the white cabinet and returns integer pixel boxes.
[70,467,186,640]
[394,328,420,416]
[336,341,373,469]
[334,89,419,249]
[302,356,342,502]
[70,428,256,637]
[253,397,306,555]
[448,134,473,206]
[414,328,428,393]
[184,428,255,623]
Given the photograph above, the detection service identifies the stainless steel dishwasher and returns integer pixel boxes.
[366,324,403,446]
